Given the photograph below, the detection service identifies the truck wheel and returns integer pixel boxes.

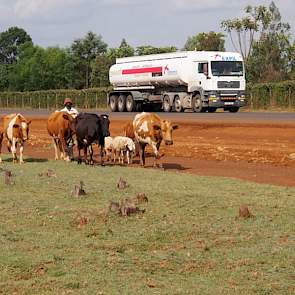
[229,107,239,113]
[174,96,183,112]
[126,95,135,112]
[208,107,217,113]
[192,94,203,113]
[118,95,126,112]
[135,102,143,112]
[163,95,171,112]
[109,95,118,112]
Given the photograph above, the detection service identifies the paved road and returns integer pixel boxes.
[0,109,294,123]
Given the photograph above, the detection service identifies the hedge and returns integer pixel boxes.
[0,81,295,110]
[0,87,110,109]
[246,80,295,109]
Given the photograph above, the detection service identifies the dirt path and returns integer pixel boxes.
[2,116,295,187]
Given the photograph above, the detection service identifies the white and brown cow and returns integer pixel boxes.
[3,113,31,164]
[133,112,178,167]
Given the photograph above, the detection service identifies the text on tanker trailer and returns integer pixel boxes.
[107,51,246,113]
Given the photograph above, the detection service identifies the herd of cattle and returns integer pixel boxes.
[0,111,178,167]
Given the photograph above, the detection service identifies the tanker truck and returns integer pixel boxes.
[107,51,246,113]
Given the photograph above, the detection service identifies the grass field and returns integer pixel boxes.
[0,157,294,294]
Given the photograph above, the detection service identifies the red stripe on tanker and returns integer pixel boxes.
[122,67,163,75]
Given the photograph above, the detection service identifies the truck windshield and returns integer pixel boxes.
[211,61,243,76]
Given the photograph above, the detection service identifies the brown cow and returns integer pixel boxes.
[133,112,178,167]
[3,113,31,164]
[47,111,75,161]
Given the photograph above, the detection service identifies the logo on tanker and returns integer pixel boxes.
[214,54,237,61]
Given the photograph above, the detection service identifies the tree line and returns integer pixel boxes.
[0,1,294,92]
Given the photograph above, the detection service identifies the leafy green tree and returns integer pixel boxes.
[245,2,292,82]
[9,43,72,91]
[136,45,177,56]
[183,32,225,51]
[0,64,10,90]
[0,26,32,64]
[90,54,113,87]
[70,31,107,88]
[107,38,135,64]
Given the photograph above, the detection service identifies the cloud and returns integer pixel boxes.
[13,0,82,18]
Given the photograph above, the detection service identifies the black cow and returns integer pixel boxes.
[75,113,110,165]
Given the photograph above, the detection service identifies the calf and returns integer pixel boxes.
[75,113,110,165]
[47,111,75,161]
[133,112,178,167]
[3,113,31,164]
[112,136,136,165]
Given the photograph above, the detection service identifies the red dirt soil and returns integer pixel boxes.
[2,117,295,187]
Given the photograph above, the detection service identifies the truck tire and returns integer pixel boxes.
[126,94,135,112]
[174,96,183,112]
[118,94,126,112]
[192,94,203,113]
[109,95,118,112]
[229,107,239,113]
[135,102,143,112]
[163,95,171,112]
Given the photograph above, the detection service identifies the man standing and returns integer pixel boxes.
[60,98,79,118]
[60,98,79,159]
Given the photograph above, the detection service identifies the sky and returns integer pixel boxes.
[0,0,294,50]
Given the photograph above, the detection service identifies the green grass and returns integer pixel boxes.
[0,157,294,294]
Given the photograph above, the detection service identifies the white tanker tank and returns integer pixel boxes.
[109,51,191,87]
[108,51,246,113]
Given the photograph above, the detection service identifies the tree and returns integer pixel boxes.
[107,38,135,63]
[70,31,107,88]
[243,2,292,82]
[135,45,177,56]
[0,26,32,64]
[9,43,72,91]
[221,1,291,62]
[183,32,225,51]
[90,54,113,87]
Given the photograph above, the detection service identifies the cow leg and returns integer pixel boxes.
[83,145,88,164]
[100,145,105,166]
[53,138,59,160]
[11,138,17,164]
[19,143,25,164]
[77,142,83,164]
[89,145,94,165]
[139,143,146,167]
[151,142,161,168]
[57,139,64,160]
[126,150,130,165]
[60,135,70,162]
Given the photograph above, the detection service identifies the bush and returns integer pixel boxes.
[247,80,295,109]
